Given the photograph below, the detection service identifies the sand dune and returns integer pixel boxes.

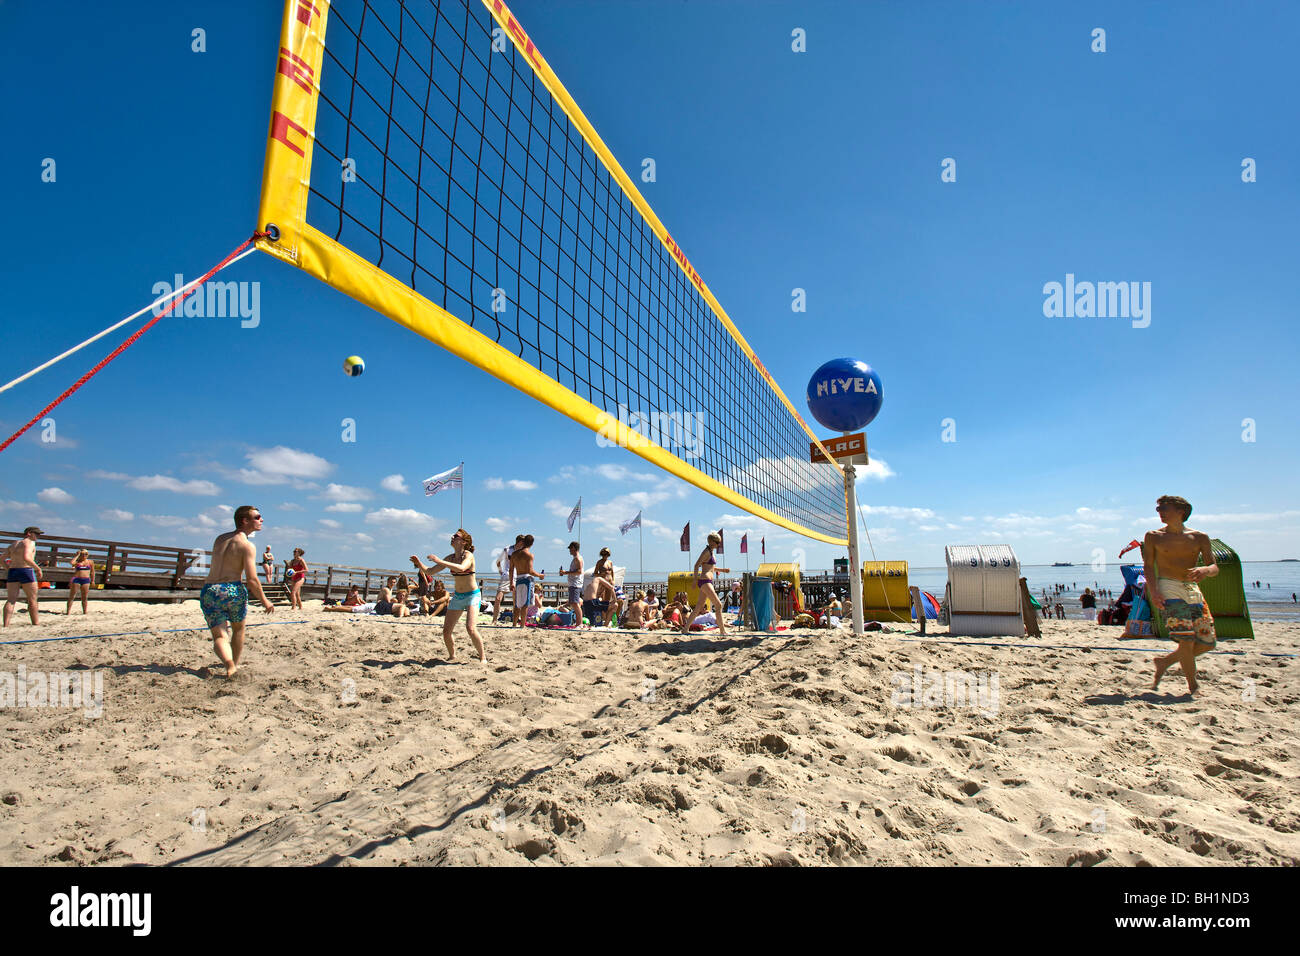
[1,601,1296,866]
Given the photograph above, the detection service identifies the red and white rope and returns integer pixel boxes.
[0,235,266,454]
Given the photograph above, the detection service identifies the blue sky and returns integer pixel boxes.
[2,0,1298,576]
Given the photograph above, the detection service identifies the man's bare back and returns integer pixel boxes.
[207,530,255,583]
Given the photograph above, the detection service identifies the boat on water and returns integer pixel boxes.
[1052,562,1073,567]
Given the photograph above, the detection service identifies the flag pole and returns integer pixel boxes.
[639,521,644,590]
[459,460,464,529]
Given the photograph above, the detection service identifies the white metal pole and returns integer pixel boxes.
[845,457,865,638]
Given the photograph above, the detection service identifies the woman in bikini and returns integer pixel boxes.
[411,529,484,662]
[65,549,94,615]
[287,548,308,609]
[262,546,274,586]
[681,532,730,637]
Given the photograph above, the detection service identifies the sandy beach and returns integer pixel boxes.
[1,601,1296,866]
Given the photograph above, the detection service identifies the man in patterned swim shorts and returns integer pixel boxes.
[201,505,274,678]
[1145,495,1219,695]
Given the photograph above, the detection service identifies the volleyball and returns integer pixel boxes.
[343,355,365,377]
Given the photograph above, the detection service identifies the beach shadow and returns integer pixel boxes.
[68,661,211,679]
[345,656,461,670]
[636,636,765,655]
[1083,691,1194,706]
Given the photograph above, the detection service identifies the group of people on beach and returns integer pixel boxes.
[5,493,1228,695]
[0,528,99,626]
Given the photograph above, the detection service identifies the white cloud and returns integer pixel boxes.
[1133,510,1300,526]
[128,475,220,496]
[0,500,46,514]
[355,533,374,544]
[320,482,374,502]
[485,477,538,491]
[319,518,342,529]
[381,474,409,494]
[325,502,364,513]
[278,502,304,511]
[141,514,187,527]
[859,505,937,521]
[87,470,129,481]
[245,446,334,480]
[37,487,73,504]
[99,509,134,522]
[485,516,518,533]
[365,507,440,532]
[593,463,656,483]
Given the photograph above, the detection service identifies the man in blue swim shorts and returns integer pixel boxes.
[508,533,544,629]
[4,526,45,628]
[201,506,274,678]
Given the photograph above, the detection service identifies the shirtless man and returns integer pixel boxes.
[508,534,544,628]
[561,541,584,625]
[200,506,274,677]
[493,535,523,623]
[3,526,44,627]
[1145,495,1219,694]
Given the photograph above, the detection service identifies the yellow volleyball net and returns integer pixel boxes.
[256,0,847,544]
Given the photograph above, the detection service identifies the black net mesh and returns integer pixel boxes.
[304,0,845,539]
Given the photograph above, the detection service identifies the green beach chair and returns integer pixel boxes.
[1149,538,1253,640]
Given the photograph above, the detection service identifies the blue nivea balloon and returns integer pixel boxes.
[806,358,882,432]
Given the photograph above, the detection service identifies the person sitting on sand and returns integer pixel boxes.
[391,588,412,618]
[526,579,545,625]
[621,591,648,629]
[1147,495,1219,695]
[425,579,450,616]
[411,529,485,662]
[199,507,274,678]
[3,527,45,628]
[65,548,95,616]
[342,585,362,607]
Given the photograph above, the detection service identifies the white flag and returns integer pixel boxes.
[620,510,641,535]
[567,498,582,532]
[423,463,462,497]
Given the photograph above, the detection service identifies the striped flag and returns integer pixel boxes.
[680,522,690,552]
[1118,538,1141,559]
[740,534,748,554]
[620,510,642,535]
[422,463,462,497]
[567,498,582,532]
